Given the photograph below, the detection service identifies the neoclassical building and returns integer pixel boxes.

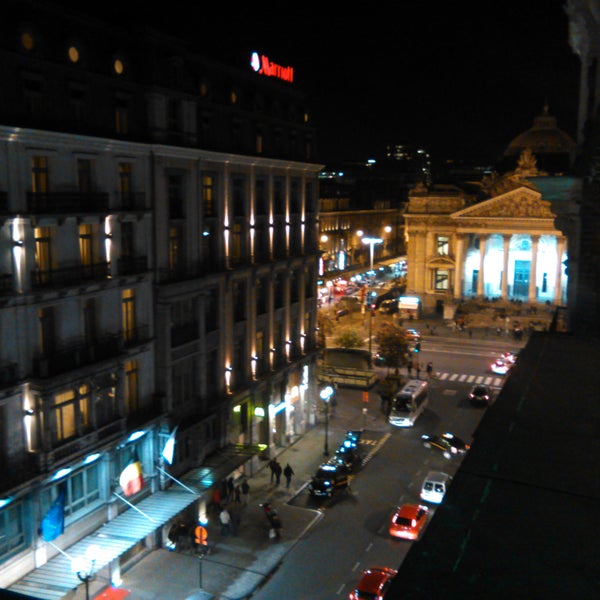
[404,155,581,315]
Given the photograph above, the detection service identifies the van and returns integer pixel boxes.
[420,471,452,504]
[388,379,429,427]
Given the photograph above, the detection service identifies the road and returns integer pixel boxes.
[251,335,518,599]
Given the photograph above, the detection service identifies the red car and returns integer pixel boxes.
[348,566,397,600]
[389,503,429,540]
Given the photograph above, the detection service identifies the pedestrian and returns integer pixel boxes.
[219,507,231,536]
[241,479,250,505]
[283,463,294,489]
[274,460,282,486]
[234,485,241,504]
[426,362,433,379]
[416,362,421,379]
[407,362,412,377]
[227,476,234,502]
[212,487,222,513]
[269,458,277,483]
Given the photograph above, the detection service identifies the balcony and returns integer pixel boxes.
[116,192,147,211]
[0,362,19,387]
[122,324,151,349]
[117,256,148,275]
[27,191,109,214]
[33,334,122,379]
[171,322,199,347]
[32,262,110,288]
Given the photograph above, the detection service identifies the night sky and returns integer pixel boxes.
[53,1,580,166]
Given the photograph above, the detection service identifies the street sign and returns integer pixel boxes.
[363,391,369,403]
[195,525,208,546]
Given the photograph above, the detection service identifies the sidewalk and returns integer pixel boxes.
[114,390,381,600]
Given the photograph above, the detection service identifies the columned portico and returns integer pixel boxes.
[477,234,487,298]
[529,235,540,303]
[501,235,510,299]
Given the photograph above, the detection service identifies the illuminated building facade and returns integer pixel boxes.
[0,2,320,595]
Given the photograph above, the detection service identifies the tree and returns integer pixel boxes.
[317,306,337,347]
[374,321,410,372]
[333,327,364,349]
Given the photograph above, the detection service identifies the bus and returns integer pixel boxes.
[388,379,429,427]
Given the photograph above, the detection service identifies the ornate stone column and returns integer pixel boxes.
[477,234,487,298]
[528,235,539,303]
[501,235,511,300]
[453,233,465,300]
[554,236,566,305]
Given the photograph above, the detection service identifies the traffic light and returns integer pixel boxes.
[414,341,421,353]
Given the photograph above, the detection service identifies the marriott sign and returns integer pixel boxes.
[250,52,294,83]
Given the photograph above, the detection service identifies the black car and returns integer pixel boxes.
[333,444,362,470]
[469,384,493,407]
[308,461,350,497]
[421,432,471,459]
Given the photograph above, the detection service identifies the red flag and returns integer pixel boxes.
[119,450,144,497]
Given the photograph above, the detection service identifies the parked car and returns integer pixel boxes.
[389,504,430,540]
[469,384,493,407]
[333,444,362,470]
[308,461,349,498]
[348,566,397,600]
[420,471,452,504]
[421,432,470,459]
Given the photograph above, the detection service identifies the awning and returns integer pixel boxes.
[7,488,199,600]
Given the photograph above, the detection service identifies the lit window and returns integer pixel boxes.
[114,58,124,75]
[21,32,34,51]
[437,236,449,255]
[68,46,79,63]
[434,269,449,291]
[231,90,237,104]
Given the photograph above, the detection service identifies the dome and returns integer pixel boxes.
[501,103,575,174]
[504,103,575,157]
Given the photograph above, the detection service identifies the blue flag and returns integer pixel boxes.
[40,488,65,542]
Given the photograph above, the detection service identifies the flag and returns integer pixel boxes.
[161,426,178,465]
[119,450,144,497]
[40,487,65,542]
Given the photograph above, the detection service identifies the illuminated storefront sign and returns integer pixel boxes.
[250,51,294,83]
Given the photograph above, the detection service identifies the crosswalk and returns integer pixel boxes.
[433,372,505,388]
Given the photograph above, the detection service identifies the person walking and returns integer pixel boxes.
[283,463,294,489]
[268,458,277,483]
[407,361,412,377]
[241,479,250,505]
[426,361,433,379]
[416,362,421,380]
[219,507,231,536]
[226,476,234,502]
[234,485,241,504]
[274,460,282,486]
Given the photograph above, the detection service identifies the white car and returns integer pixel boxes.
[490,357,510,375]
[420,471,452,504]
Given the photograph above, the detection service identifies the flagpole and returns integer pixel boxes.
[156,466,198,495]
[46,540,73,560]
[112,492,157,522]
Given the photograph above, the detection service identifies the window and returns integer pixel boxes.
[0,500,26,560]
[231,223,242,265]
[122,288,136,342]
[232,176,246,217]
[83,299,97,345]
[78,384,90,429]
[437,235,449,255]
[38,306,56,355]
[23,75,43,116]
[34,226,54,280]
[121,221,133,258]
[115,95,129,134]
[77,159,93,193]
[202,173,216,217]
[173,358,196,407]
[70,85,87,129]
[118,162,133,201]
[53,390,76,442]
[125,360,139,412]
[31,156,49,193]
[168,99,182,132]
[169,225,183,272]
[273,178,285,216]
[168,174,184,219]
[434,269,449,291]
[79,223,94,267]
[255,177,268,216]
[68,46,80,63]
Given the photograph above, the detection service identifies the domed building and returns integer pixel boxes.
[500,103,576,174]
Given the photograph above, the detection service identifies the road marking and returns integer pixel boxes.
[436,372,505,388]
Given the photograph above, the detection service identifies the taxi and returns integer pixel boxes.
[308,461,349,498]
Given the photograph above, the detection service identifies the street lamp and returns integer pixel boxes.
[320,386,334,456]
[362,236,383,357]
[71,544,101,600]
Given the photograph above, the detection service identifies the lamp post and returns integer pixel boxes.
[320,386,334,456]
[362,236,383,358]
[71,544,100,600]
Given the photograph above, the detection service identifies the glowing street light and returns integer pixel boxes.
[71,544,101,600]
[362,236,383,357]
[320,386,335,456]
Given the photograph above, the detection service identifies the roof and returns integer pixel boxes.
[388,332,600,599]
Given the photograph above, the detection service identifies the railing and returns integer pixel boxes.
[27,191,109,213]
[116,192,146,211]
[316,365,379,389]
[32,262,110,288]
[117,256,148,275]
[0,362,19,387]
[122,324,151,348]
[33,334,122,378]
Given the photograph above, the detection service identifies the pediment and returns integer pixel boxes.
[427,254,455,267]
[452,187,554,219]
